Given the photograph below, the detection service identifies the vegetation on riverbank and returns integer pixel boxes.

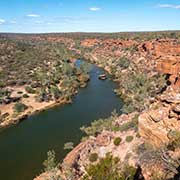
[0,38,91,127]
[79,46,167,114]
[1,32,180,180]
[83,153,137,180]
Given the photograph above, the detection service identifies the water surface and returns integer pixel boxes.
[0,62,122,180]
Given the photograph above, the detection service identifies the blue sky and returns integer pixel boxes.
[0,0,179,33]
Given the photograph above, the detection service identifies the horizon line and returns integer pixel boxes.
[0,29,180,35]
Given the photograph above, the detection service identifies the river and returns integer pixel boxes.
[0,61,123,180]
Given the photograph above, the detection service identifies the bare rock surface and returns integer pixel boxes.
[139,90,180,148]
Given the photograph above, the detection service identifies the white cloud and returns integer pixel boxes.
[26,14,40,18]
[0,19,5,25]
[89,7,101,11]
[158,4,180,9]
[35,20,43,24]
[10,20,17,24]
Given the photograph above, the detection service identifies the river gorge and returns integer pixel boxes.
[0,61,123,180]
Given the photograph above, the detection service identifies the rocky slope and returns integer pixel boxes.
[139,88,180,148]
[33,36,180,180]
[34,96,180,179]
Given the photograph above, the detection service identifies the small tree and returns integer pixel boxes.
[13,102,28,113]
[113,137,122,146]
[25,86,36,94]
[89,153,98,162]
[84,153,137,180]
[118,57,130,69]
[84,153,121,180]
[126,136,134,143]
[62,62,73,75]
[50,85,61,100]
[43,150,57,172]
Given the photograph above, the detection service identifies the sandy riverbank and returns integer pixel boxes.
[0,86,73,129]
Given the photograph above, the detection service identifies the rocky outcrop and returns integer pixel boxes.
[81,39,100,47]
[34,113,142,180]
[156,55,180,89]
[156,56,180,75]
[139,89,180,148]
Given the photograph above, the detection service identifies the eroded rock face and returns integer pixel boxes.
[139,90,180,148]
[156,56,180,75]
[139,110,172,147]
[156,56,180,89]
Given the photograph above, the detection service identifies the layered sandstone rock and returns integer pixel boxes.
[139,90,180,148]
[156,55,180,88]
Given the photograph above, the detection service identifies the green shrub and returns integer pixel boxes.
[120,72,166,113]
[0,81,5,88]
[50,85,61,100]
[118,57,130,69]
[23,94,29,98]
[80,110,118,137]
[25,86,36,94]
[124,45,138,53]
[84,153,137,180]
[119,115,139,132]
[43,150,57,172]
[62,62,73,75]
[13,102,28,113]
[113,137,122,146]
[17,91,23,94]
[89,153,98,162]
[84,153,120,180]
[79,61,92,74]
[37,88,49,102]
[0,89,11,100]
[136,133,141,138]
[125,136,134,143]
[167,130,180,150]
